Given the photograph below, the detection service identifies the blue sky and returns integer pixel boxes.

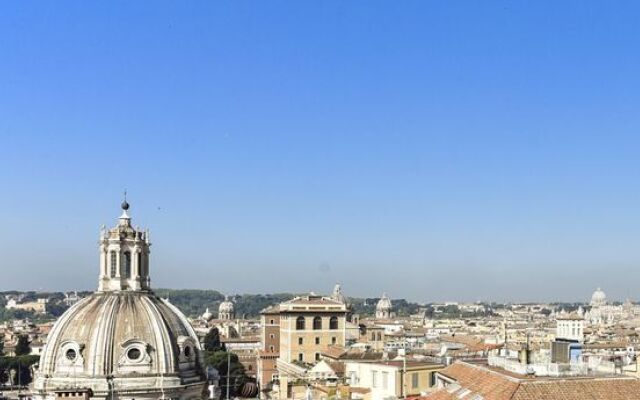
[1,1,640,302]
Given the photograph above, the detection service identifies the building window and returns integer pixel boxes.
[315,337,320,345]
[270,319,275,324]
[429,372,436,387]
[315,353,320,361]
[329,316,338,330]
[269,345,275,351]
[313,316,322,330]
[296,316,305,330]
[298,337,303,345]
[298,353,304,362]
[137,252,143,276]
[382,371,388,390]
[123,251,131,278]
[412,372,419,389]
[331,337,337,345]
[371,371,378,388]
[371,332,376,341]
[269,333,275,339]
[377,332,382,341]
[110,251,117,277]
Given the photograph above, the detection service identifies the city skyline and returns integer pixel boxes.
[2,2,640,301]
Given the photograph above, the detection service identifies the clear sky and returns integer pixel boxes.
[1,1,640,302]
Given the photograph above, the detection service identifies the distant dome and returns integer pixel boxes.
[219,296,235,314]
[590,287,607,307]
[202,307,214,321]
[218,296,236,321]
[331,283,348,305]
[376,293,392,311]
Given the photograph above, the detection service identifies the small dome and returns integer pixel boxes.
[376,292,392,311]
[219,296,235,314]
[331,283,348,305]
[590,287,607,307]
[202,307,214,321]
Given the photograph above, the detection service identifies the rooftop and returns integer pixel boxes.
[425,361,640,400]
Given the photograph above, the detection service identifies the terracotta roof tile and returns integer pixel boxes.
[425,362,640,400]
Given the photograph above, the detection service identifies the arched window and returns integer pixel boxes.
[329,316,338,330]
[123,251,131,278]
[377,332,382,341]
[313,316,322,330]
[110,251,117,277]
[296,316,305,330]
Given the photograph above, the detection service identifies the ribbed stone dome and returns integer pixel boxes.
[34,292,204,399]
[33,202,206,400]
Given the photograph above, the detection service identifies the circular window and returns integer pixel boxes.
[65,349,77,361]
[127,348,142,361]
[184,346,192,358]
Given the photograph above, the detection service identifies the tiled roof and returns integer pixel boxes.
[282,296,344,306]
[425,362,640,400]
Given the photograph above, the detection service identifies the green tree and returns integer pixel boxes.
[204,351,247,397]
[15,335,31,356]
[0,355,39,386]
[204,327,225,352]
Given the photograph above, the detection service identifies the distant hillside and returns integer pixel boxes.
[0,289,427,321]
[153,289,297,318]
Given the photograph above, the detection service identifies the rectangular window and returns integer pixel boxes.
[412,372,419,389]
[382,371,388,390]
[331,337,337,344]
[123,251,131,278]
[298,353,304,362]
[315,337,320,345]
[429,372,436,387]
[137,252,143,276]
[298,337,303,345]
[371,371,378,388]
[110,251,117,277]
[315,353,320,361]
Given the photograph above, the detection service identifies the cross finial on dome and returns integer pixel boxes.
[119,190,131,221]
[121,189,130,211]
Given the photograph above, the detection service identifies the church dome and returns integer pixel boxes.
[590,287,607,307]
[202,307,214,321]
[33,201,205,400]
[331,283,349,305]
[376,293,392,311]
[219,296,235,314]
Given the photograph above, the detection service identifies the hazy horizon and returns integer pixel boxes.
[2,2,640,302]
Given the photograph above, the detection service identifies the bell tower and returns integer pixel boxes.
[98,195,152,292]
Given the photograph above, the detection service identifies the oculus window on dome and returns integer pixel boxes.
[127,347,142,362]
[65,349,77,362]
